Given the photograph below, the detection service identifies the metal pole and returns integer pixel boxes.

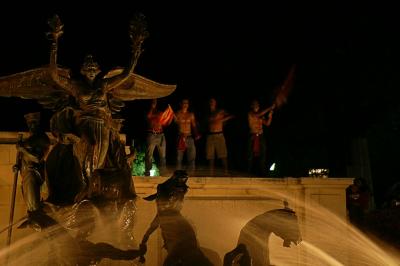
[5,133,23,263]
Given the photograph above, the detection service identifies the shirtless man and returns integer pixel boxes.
[174,99,200,172]
[248,100,275,176]
[206,98,234,175]
[145,99,173,176]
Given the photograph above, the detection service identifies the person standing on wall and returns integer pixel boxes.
[145,99,174,176]
[205,97,234,175]
[174,99,201,173]
[247,100,275,176]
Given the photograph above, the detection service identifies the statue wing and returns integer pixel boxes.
[0,67,74,110]
[105,68,176,101]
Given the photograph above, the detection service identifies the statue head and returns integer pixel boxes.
[267,207,302,247]
[80,54,101,81]
[144,170,189,212]
[24,112,41,133]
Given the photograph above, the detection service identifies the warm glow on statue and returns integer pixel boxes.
[0,14,176,206]
[0,15,176,254]
[45,14,171,185]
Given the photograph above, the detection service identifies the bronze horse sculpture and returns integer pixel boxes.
[140,170,214,266]
[226,201,302,266]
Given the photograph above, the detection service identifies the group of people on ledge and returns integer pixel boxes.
[142,97,276,177]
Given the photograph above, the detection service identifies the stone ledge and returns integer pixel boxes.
[0,131,126,144]
[134,176,353,188]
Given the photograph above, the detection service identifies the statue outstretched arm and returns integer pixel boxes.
[140,215,160,245]
[47,15,74,93]
[127,13,149,76]
[0,16,73,108]
[92,242,146,260]
[104,13,149,91]
[102,14,175,101]
[0,15,71,102]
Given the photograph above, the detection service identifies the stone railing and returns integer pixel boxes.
[0,132,354,265]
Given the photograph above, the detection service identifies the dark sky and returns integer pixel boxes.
[0,2,399,203]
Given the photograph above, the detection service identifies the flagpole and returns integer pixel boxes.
[5,133,23,265]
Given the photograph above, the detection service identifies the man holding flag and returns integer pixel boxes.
[144,99,174,176]
[247,65,296,176]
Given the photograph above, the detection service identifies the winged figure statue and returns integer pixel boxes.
[0,14,176,204]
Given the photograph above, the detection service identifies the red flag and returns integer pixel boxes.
[273,65,296,109]
[160,105,174,126]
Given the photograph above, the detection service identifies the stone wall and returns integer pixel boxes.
[0,132,354,265]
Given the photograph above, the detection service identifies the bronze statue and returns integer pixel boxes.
[64,200,146,266]
[0,16,177,262]
[46,14,172,185]
[14,112,52,230]
[140,170,214,266]
[0,14,176,205]
[230,202,302,266]
[223,243,251,266]
[46,108,84,205]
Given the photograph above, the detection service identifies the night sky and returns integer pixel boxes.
[0,2,399,205]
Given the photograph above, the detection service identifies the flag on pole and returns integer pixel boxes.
[273,64,296,109]
[160,105,174,126]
